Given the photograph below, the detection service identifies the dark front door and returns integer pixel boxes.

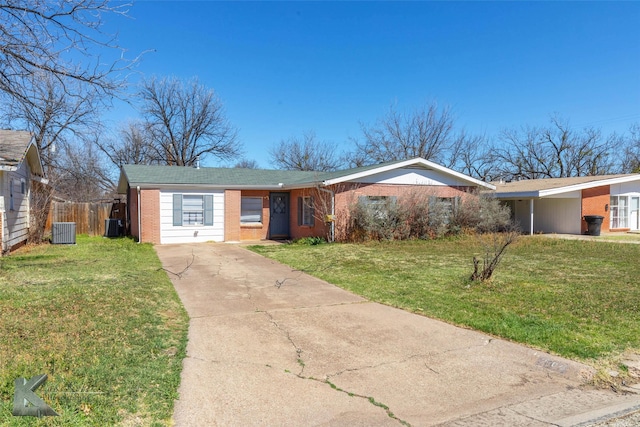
[269,192,290,239]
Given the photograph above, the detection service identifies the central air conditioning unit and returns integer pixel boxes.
[51,222,76,244]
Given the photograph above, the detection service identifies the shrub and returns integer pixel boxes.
[295,236,326,245]
[342,190,515,242]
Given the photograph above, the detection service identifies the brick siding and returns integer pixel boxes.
[140,189,160,244]
[224,190,241,241]
[581,186,610,233]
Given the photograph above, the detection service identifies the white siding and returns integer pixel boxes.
[354,167,472,187]
[0,161,32,250]
[512,198,581,234]
[159,190,224,244]
[611,182,640,196]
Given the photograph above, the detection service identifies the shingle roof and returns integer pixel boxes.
[0,130,33,167]
[118,158,494,192]
[119,159,415,190]
[494,174,640,198]
[120,164,324,187]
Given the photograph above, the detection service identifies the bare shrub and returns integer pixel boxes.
[470,228,519,282]
[452,192,513,233]
[342,189,517,245]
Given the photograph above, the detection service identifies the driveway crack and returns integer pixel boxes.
[303,375,411,426]
[259,309,305,376]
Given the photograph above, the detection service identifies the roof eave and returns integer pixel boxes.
[322,157,495,189]
[538,174,640,197]
[125,182,289,191]
[494,191,541,199]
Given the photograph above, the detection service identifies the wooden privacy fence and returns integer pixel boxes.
[46,202,127,237]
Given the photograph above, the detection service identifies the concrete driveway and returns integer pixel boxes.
[155,243,640,427]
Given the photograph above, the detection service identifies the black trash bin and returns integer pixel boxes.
[583,215,604,236]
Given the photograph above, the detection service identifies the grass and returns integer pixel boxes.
[0,236,189,426]
[249,235,640,362]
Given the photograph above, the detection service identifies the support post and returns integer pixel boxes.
[529,198,534,235]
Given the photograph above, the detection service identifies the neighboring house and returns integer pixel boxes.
[117,157,494,244]
[0,130,47,253]
[494,174,640,235]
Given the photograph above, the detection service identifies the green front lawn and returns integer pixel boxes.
[250,236,640,362]
[0,236,189,426]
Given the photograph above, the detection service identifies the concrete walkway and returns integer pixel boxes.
[155,243,640,427]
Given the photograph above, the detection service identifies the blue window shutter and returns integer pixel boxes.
[358,195,368,205]
[173,194,182,226]
[204,195,214,226]
[310,196,315,227]
[390,196,397,204]
[297,197,303,226]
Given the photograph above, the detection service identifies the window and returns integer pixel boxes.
[434,197,459,216]
[183,195,204,225]
[610,195,629,228]
[610,196,627,228]
[298,196,315,226]
[173,194,214,226]
[20,179,26,194]
[358,195,397,219]
[241,197,262,223]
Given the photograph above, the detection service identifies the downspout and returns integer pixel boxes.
[137,186,142,243]
[317,186,335,242]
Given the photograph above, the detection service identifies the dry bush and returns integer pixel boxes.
[342,189,514,242]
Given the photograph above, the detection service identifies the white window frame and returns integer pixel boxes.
[610,195,628,228]
[182,195,205,226]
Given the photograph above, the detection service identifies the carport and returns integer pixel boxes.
[495,174,640,235]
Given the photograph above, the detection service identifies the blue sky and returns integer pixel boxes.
[105,1,640,167]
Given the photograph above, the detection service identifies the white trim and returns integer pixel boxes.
[321,158,495,189]
[497,174,640,199]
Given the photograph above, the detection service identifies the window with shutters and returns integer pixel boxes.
[173,194,214,227]
[298,196,315,226]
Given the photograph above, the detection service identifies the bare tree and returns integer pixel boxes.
[139,76,241,166]
[98,121,157,167]
[446,131,497,181]
[234,158,260,169]
[494,115,617,180]
[53,138,115,201]
[348,102,458,166]
[0,0,135,101]
[269,131,342,171]
[621,123,640,173]
[2,72,100,169]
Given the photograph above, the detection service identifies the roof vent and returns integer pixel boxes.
[195,156,200,169]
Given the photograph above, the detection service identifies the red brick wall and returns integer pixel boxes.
[581,186,610,233]
[239,190,270,241]
[224,190,241,241]
[140,189,160,244]
[289,188,331,240]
